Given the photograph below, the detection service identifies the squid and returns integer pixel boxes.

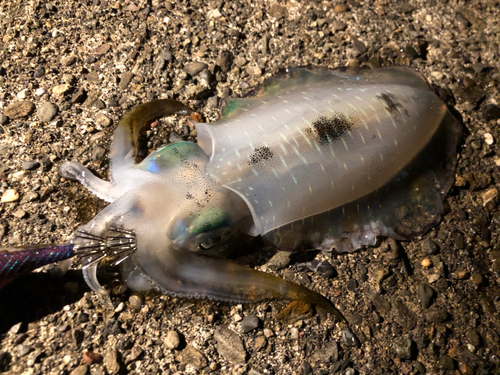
[0,67,461,321]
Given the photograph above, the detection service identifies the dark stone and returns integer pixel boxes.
[40,158,53,171]
[465,329,482,347]
[369,293,391,316]
[22,161,40,170]
[316,260,335,278]
[0,113,8,125]
[347,278,358,292]
[394,335,413,359]
[0,351,12,371]
[353,39,367,55]
[101,319,122,338]
[414,361,426,373]
[425,308,448,323]
[405,45,419,59]
[216,52,233,73]
[71,88,87,104]
[34,66,45,78]
[483,104,500,121]
[239,315,260,333]
[301,361,312,375]
[394,300,417,331]
[341,327,360,347]
[417,283,435,309]
[438,355,455,370]
[72,329,84,347]
[421,239,438,254]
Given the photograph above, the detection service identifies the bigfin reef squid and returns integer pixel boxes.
[0,67,461,320]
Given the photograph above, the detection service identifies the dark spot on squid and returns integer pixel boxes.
[308,113,354,145]
[186,192,194,200]
[248,146,274,165]
[377,92,410,118]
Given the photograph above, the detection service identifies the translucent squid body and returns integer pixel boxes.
[0,67,460,320]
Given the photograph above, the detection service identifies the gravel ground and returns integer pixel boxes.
[1,0,500,374]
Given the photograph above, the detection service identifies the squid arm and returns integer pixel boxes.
[130,247,345,322]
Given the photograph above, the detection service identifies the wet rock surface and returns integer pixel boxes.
[0,0,499,374]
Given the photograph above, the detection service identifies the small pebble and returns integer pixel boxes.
[334,3,347,13]
[1,189,20,203]
[239,315,260,333]
[483,133,494,145]
[347,278,358,292]
[16,344,32,357]
[471,273,484,286]
[263,328,274,337]
[184,62,208,76]
[37,102,58,122]
[119,72,134,90]
[301,361,312,375]
[266,251,291,270]
[178,346,208,370]
[52,84,71,98]
[421,258,432,268]
[341,327,360,347]
[21,161,40,170]
[246,65,262,77]
[214,326,247,364]
[481,187,498,206]
[207,96,219,108]
[96,113,112,127]
[422,239,438,254]
[128,294,143,310]
[164,330,180,350]
[438,355,455,370]
[254,336,267,351]
[427,274,440,283]
[417,283,435,309]
[393,335,413,359]
[233,313,243,322]
[69,365,88,375]
[4,101,35,119]
[0,113,8,124]
[103,349,120,374]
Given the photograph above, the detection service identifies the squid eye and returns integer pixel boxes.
[199,237,221,250]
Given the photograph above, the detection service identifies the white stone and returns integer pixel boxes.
[484,132,494,145]
[1,189,19,202]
